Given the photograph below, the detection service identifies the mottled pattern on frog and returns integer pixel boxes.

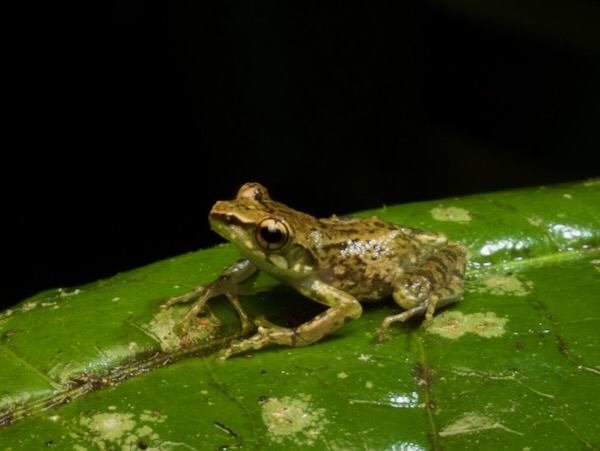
[211,200,451,303]
[168,182,467,360]
[313,218,445,302]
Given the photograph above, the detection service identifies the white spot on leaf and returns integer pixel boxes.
[261,394,329,446]
[430,206,472,222]
[439,412,523,437]
[427,311,508,339]
[78,410,166,449]
[474,274,531,296]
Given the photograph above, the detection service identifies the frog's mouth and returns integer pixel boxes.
[209,214,239,239]
[209,213,257,253]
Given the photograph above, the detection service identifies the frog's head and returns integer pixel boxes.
[209,183,319,280]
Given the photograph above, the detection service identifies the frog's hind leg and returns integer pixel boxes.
[373,243,467,343]
[217,281,363,360]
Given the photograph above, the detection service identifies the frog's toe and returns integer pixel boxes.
[216,347,233,362]
[371,331,386,344]
[173,320,191,337]
[164,290,200,307]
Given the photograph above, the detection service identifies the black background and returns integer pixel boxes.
[5,2,599,309]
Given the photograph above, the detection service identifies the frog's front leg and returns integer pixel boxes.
[218,280,363,360]
[374,242,467,342]
[163,259,264,335]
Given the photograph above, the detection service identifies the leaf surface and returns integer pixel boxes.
[1,180,599,450]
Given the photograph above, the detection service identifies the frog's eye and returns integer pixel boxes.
[256,218,290,250]
[237,182,271,201]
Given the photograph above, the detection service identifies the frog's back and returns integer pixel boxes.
[313,216,445,302]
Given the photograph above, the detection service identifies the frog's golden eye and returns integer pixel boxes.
[256,218,290,250]
[237,182,271,201]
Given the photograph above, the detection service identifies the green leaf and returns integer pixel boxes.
[1,179,599,450]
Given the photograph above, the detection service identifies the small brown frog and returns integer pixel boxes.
[166,183,467,359]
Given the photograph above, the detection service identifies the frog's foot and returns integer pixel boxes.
[174,293,256,336]
[166,281,258,336]
[163,286,215,335]
[217,325,275,361]
[173,298,211,336]
[372,301,430,344]
[217,319,324,361]
[162,286,209,309]
[375,243,467,343]
[218,286,363,360]
[373,284,463,343]
[216,316,281,354]
[216,317,322,360]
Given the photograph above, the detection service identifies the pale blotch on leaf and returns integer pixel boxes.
[139,409,166,424]
[144,308,183,350]
[58,288,81,297]
[582,177,600,187]
[526,215,544,227]
[20,302,38,312]
[474,273,531,297]
[78,410,165,449]
[261,394,329,446]
[144,303,222,350]
[439,412,523,437]
[79,412,137,444]
[427,311,508,339]
[430,206,472,222]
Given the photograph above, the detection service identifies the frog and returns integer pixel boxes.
[164,182,467,360]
